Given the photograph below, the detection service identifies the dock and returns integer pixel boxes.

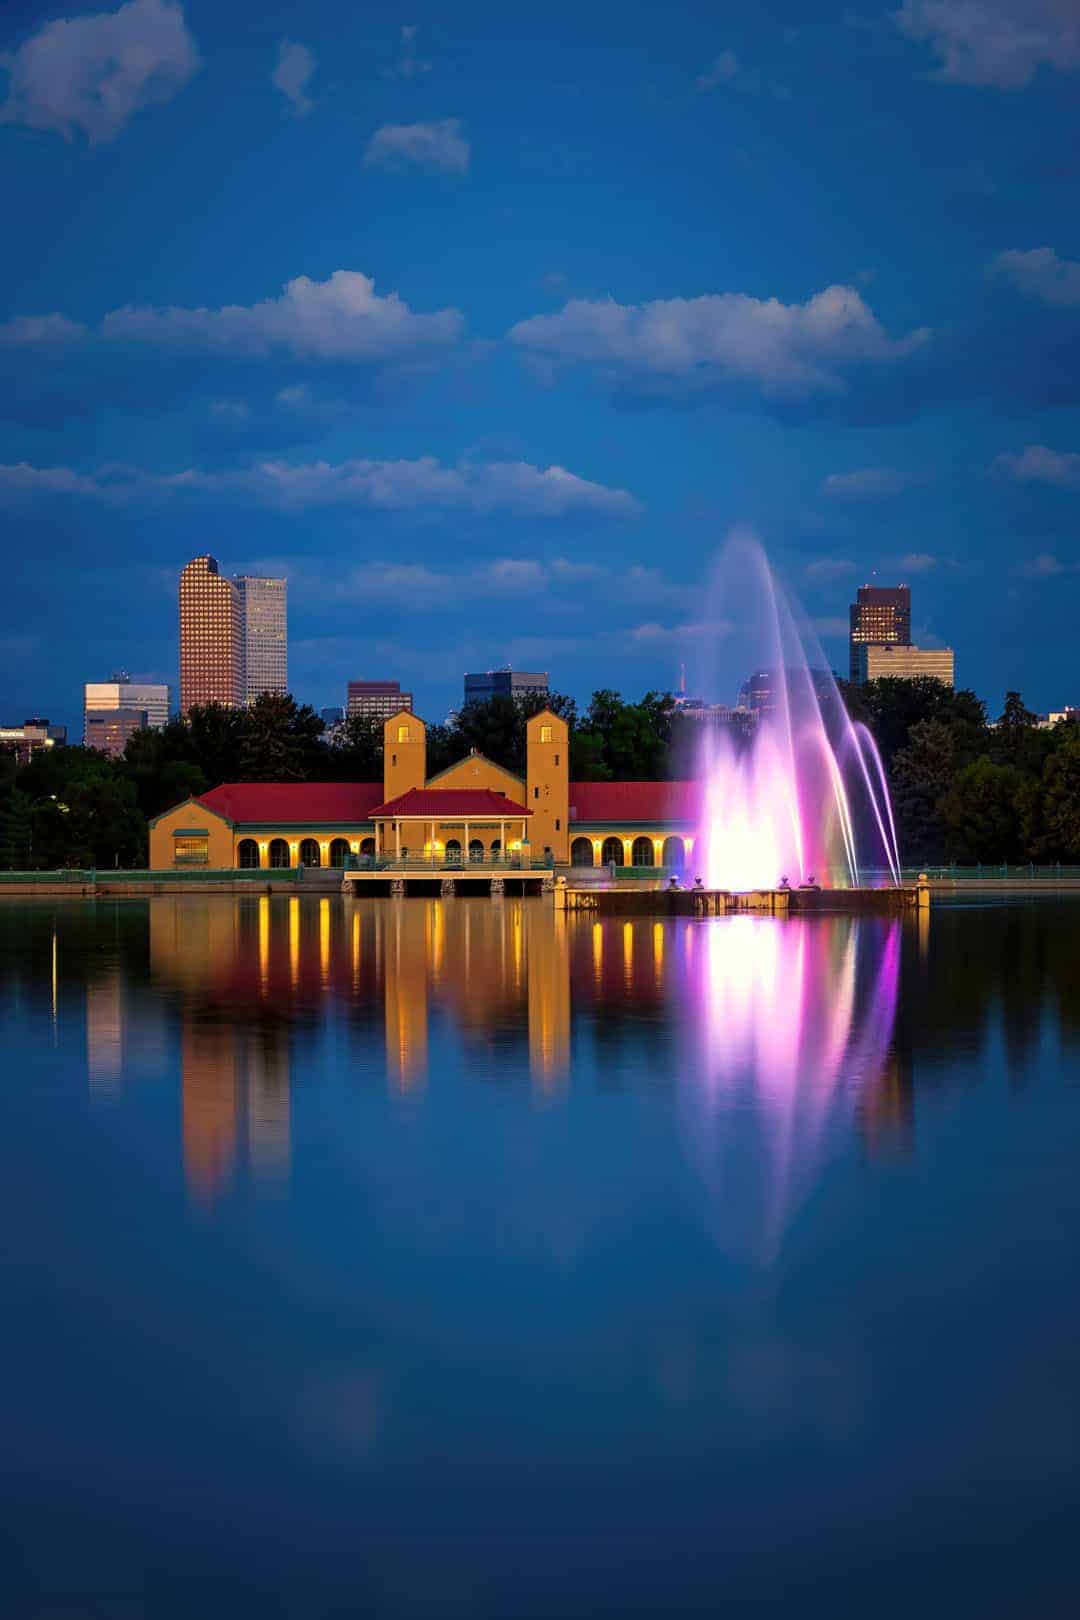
[554,882,925,916]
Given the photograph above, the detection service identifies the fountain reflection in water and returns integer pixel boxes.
[696,535,900,891]
[681,914,902,1264]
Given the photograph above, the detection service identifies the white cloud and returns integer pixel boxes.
[509,284,928,401]
[823,467,910,499]
[696,51,739,91]
[0,0,199,143]
[804,556,856,580]
[993,247,1080,307]
[995,444,1080,487]
[0,313,87,346]
[894,0,1080,89]
[631,619,735,643]
[0,456,640,518]
[897,551,938,572]
[272,40,315,117]
[485,559,547,590]
[100,269,463,359]
[365,119,469,175]
[1023,552,1067,577]
[388,24,431,79]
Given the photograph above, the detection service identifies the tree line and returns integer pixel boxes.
[2,678,1078,868]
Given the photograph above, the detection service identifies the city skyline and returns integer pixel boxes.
[3,0,1079,731]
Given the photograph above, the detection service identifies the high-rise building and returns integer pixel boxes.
[463,667,549,706]
[0,718,66,766]
[849,585,911,682]
[347,680,413,722]
[84,675,170,751]
[179,556,244,713]
[856,644,955,687]
[235,576,287,702]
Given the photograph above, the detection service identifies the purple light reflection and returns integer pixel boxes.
[678,915,901,1264]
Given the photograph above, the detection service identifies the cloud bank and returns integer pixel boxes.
[0,456,641,518]
[509,284,928,401]
[994,247,1080,307]
[272,40,315,117]
[365,119,469,174]
[894,0,1080,90]
[0,0,199,143]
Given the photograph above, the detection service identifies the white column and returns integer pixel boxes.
[500,818,505,859]
[465,821,470,862]
[431,820,435,861]
[396,820,401,859]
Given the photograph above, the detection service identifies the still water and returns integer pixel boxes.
[2,895,1079,1618]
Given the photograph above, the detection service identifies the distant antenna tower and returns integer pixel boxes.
[679,660,686,696]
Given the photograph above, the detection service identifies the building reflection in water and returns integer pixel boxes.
[678,914,905,1262]
[144,894,906,1221]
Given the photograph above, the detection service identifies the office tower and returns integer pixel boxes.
[235,576,288,702]
[0,718,66,766]
[85,708,148,758]
[856,644,955,688]
[179,556,244,713]
[849,585,911,682]
[463,667,549,706]
[84,675,170,752]
[347,680,413,722]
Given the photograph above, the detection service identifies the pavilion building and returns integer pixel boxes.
[149,708,703,872]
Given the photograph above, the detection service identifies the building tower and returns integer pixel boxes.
[179,556,244,714]
[526,708,569,863]
[849,585,911,683]
[382,710,426,802]
[235,576,288,703]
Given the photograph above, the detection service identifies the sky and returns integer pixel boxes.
[2,0,1080,734]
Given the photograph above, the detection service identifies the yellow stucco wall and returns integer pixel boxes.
[426,752,523,797]
[526,709,570,863]
[374,815,529,858]
[149,799,234,869]
[383,709,426,800]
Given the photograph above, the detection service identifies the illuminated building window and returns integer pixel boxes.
[397,724,410,742]
[539,724,552,743]
[174,836,209,865]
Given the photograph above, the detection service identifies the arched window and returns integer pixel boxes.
[571,837,593,867]
[269,838,290,868]
[237,838,259,869]
[299,838,320,867]
[490,839,501,858]
[329,838,350,867]
[469,839,484,863]
[360,837,375,858]
[601,836,624,867]
[445,839,462,865]
[632,836,654,867]
[662,836,685,870]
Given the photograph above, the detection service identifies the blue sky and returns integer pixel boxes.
[2,0,1080,732]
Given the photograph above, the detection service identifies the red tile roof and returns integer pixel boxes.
[568,780,701,823]
[198,782,383,825]
[370,788,531,818]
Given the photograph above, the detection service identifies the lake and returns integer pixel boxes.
[2,894,1079,1618]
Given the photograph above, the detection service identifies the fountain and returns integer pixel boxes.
[694,535,901,892]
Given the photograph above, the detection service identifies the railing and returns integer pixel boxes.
[879,865,1080,882]
[0,867,301,884]
[343,852,554,873]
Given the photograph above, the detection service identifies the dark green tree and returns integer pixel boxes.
[238,693,325,781]
[939,758,1029,864]
[1037,736,1080,860]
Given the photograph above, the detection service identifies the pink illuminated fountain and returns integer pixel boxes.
[694,535,900,890]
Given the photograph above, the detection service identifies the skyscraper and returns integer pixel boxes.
[235,576,288,702]
[179,556,244,713]
[347,680,413,722]
[849,585,911,683]
[463,668,549,706]
[856,644,955,687]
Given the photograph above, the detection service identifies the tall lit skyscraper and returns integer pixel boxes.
[236,576,288,702]
[849,585,911,682]
[179,556,244,713]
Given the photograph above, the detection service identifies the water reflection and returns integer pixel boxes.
[680,915,903,1262]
